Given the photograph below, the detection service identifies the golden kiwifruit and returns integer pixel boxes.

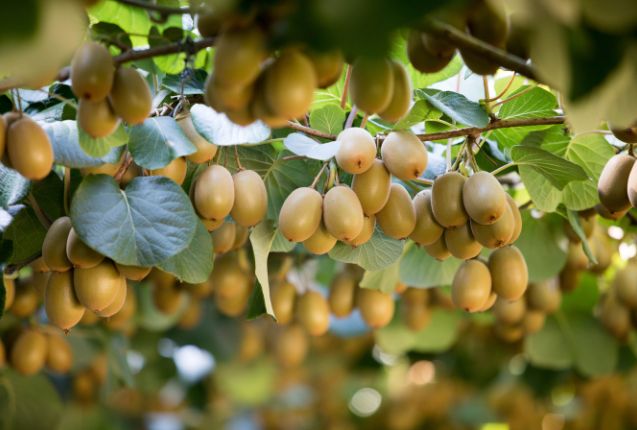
[451,259,492,312]
[249,80,289,128]
[598,154,634,213]
[495,323,524,343]
[492,297,526,324]
[95,277,127,317]
[6,116,54,180]
[264,49,317,119]
[205,73,255,111]
[306,49,344,88]
[526,279,561,313]
[610,124,637,143]
[335,127,377,175]
[237,323,263,362]
[232,224,249,250]
[323,185,364,242]
[345,214,375,247]
[303,221,337,255]
[74,260,124,312]
[231,169,268,227]
[105,286,136,330]
[77,98,121,138]
[3,276,15,311]
[431,172,468,228]
[410,190,444,246]
[212,222,236,254]
[224,106,257,126]
[523,310,546,334]
[559,267,581,292]
[296,290,330,336]
[350,56,394,114]
[109,67,152,124]
[626,161,637,208]
[178,116,218,164]
[444,223,482,259]
[470,203,514,248]
[278,187,323,242]
[196,11,222,37]
[10,329,47,375]
[351,159,392,217]
[70,42,114,101]
[210,254,251,300]
[193,164,235,221]
[149,157,187,185]
[0,114,6,157]
[380,131,428,181]
[271,280,297,324]
[379,61,411,122]
[599,293,631,340]
[45,272,85,331]
[184,279,213,299]
[566,242,588,271]
[328,272,357,317]
[489,245,528,301]
[116,263,151,281]
[73,369,97,404]
[149,269,178,290]
[357,288,395,329]
[403,287,429,306]
[403,300,431,331]
[201,217,225,232]
[423,235,451,260]
[66,227,104,269]
[477,291,497,311]
[80,162,120,176]
[406,31,453,73]
[215,287,251,317]
[213,27,267,87]
[45,332,73,373]
[9,283,39,318]
[42,216,73,272]
[376,183,416,239]
[613,263,637,309]
[178,299,203,329]
[28,270,49,298]
[506,194,522,243]
[463,171,507,225]
[590,230,613,273]
[275,324,308,368]
[80,310,99,325]
[153,284,186,315]
[595,203,628,220]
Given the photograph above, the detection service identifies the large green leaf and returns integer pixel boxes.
[190,103,271,146]
[399,244,462,287]
[3,206,47,264]
[515,212,567,283]
[249,221,278,318]
[1,370,63,430]
[78,123,128,158]
[359,262,400,293]
[518,165,562,212]
[309,104,346,135]
[524,315,573,370]
[497,86,557,119]
[392,99,442,130]
[329,229,404,271]
[128,116,196,169]
[0,164,29,208]
[157,220,213,283]
[511,145,587,189]
[417,89,489,127]
[30,172,64,222]
[70,175,197,266]
[89,0,151,46]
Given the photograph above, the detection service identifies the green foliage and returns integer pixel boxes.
[329,229,404,271]
[417,89,489,127]
[515,211,567,282]
[2,206,47,264]
[157,220,214,283]
[309,104,346,135]
[129,117,196,169]
[399,243,462,287]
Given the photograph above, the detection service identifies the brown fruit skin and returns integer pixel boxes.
[264,50,317,119]
[523,310,546,334]
[410,190,444,246]
[506,194,522,243]
[149,157,187,185]
[452,259,492,312]
[296,290,330,336]
[45,333,73,373]
[178,300,203,330]
[9,283,40,318]
[116,263,151,281]
[495,323,524,343]
[232,224,249,250]
[215,288,251,317]
[212,222,236,254]
[105,286,137,331]
[444,223,482,260]
[350,57,394,114]
[236,323,263,362]
[275,324,308,368]
[3,276,15,311]
[271,281,297,325]
[210,254,251,301]
[231,170,268,227]
[402,288,431,331]
[205,73,255,112]
[194,164,235,221]
[201,217,224,232]
[335,127,377,175]
[600,293,631,340]
[7,117,54,180]
[45,272,85,331]
[66,227,104,269]
[303,221,337,255]
[460,0,509,75]
[463,171,507,225]
[380,131,428,181]
[352,159,391,216]
[407,31,453,73]
[74,260,124,312]
[357,288,395,329]
[610,124,637,143]
[626,161,637,208]
[71,42,114,101]
[559,267,581,292]
[598,154,634,213]
[42,216,73,272]
[306,49,344,88]
[431,172,468,228]
[345,214,375,247]
[614,263,637,309]
[153,284,186,315]
[178,116,218,164]
[379,61,412,123]
[477,291,497,311]
[78,98,121,138]
[213,27,266,87]
[595,203,628,220]
[184,279,213,299]
[250,80,289,128]
[328,273,357,318]
[376,183,417,239]
[492,297,526,324]
[423,235,451,261]
[489,245,528,301]
[323,186,364,242]
[94,277,127,317]
[470,203,514,248]
[526,279,561,313]
[81,162,120,176]
[278,187,323,242]
[10,330,47,376]
[110,67,152,125]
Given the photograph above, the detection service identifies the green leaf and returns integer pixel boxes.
[565,209,597,265]
[417,89,489,127]
[399,243,462,287]
[162,70,207,95]
[309,104,346,135]
[89,0,151,47]
[191,103,270,146]
[78,123,128,158]
[3,206,47,264]
[70,175,197,266]
[0,164,29,208]
[148,26,186,74]
[511,145,587,189]
[359,262,400,293]
[30,172,64,222]
[392,99,442,130]
[2,370,63,430]
[249,221,277,317]
[129,116,196,169]
[518,165,562,212]
[283,133,340,161]
[107,334,135,387]
[524,315,573,370]
[136,283,189,331]
[246,282,268,319]
[497,86,557,119]
[157,220,213,283]
[515,212,567,283]
[329,229,404,271]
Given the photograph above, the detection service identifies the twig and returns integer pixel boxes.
[234,145,244,170]
[344,106,358,129]
[114,152,133,183]
[360,113,368,128]
[114,0,194,14]
[286,121,337,140]
[485,72,517,102]
[492,85,536,107]
[482,76,491,113]
[26,194,51,228]
[281,155,307,161]
[4,253,43,276]
[518,200,533,210]
[340,65,352,108]
[310,162,329,189]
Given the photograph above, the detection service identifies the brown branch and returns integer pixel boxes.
[114,152,133,183]
[114,0,194,14]
[286,121,337,140]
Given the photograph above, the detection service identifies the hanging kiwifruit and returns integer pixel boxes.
[184,279,213,299]
[328,272,357,318]
[303,221,337,255]
[274,324,308,368]
[109,67,152,125]
[357,288,395,329]
[10,329,47,375]
[149,157,187,185]
[74,260,125,312]
[345,214,375,247]
[213,26,267,87]
[610,123,637,143]
[80,161,120,176]
[526,279,561,313]
[250,79,290,128]
[205,72,255,112]
[410,190,444,246]
[599,293,631,340]
[597,154,634,214]
[506,13,531,60]
[488,245,528,301]
[178,300,203,330]
[42,216,73,272]
[105,285,137,331]
[210,254,251,301]
[463,171,507,225]
[376,183,416,239]
[335,127,377,175]
[380,131,428,181]
[232,224,249,250]
[506,194,522,243]
[492,297,526,325]
[45,272,85,331]
[271,281,297,325]
[431,172,468,228]
[477,291,497,312]
[45,332,73,373]
[351,159,391,216]
[212,222,237,254]
[470,202,514,248]
[444,223,482,259]
[613,263,637,309]
[625,161,637,208]
[231,169,268,227]
[296,290,330,336]
[94,277,127,317]
[6,116,54,180]
[306,49,344,88]
[178,116,218,164]
[402,288,431,331]
[116,263,151,281]
[349,56,394,114]
[278,187,323,242]
[9,283,39,318]
[193,164,235,221]
[2,276,14,311]
[77,98,121,138]
[406,31,453,73]
[70,42,114,101]
[66,227,104,269]
[451,259,492,312]
[236,323,263,362]
[153,283,187,315]
[379,61,411,123]
[423,235,451,261]
[563,215,596,243]
[523,310,546,334]
[323,185,365,242]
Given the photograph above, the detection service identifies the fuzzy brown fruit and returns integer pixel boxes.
[351,159,391,215]
[323,186,365,242]
[45,272,85,331]
[213,27,266,87]
[303,221,337,255]
[278,187,323,242]
[193,164,235,221]
[357,288,395,329]
[110,67,152,125]
[463,171,507,225]
[71,42,114,101]
[11,330,47,376]
[335,127,377,175]
[376,183,416,239]
[77,98,120,138]
[296,291,330,336]
[451,259,492,312]
[42,216,73,272]
[66,227,104,269]
[444,223,482,260]
[178,116,218,164]
[271,281,297,325]
[350,57,394,114]
[488,245,528,301]
[598,154,634,214]
[328,273,357,318]
[431,172,468,228]
[231,169,268,227]
[6,117,54,180]
[74,260,125,312]
[380,131,428,181]
[410,190,444,246]
[379,61,411,123]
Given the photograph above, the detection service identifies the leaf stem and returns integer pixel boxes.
[114,152,133,183]
[485,72,517,102]
[234,145,244,170]
[491,85,536,107]
[482,76,491,114]
[340,65,352,109]
[411,177,434,186]
[310,162,329,189]
[490,162,515,176]
[286,121,336,140]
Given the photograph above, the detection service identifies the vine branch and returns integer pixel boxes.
[114,0,195,14]
[286,121,337,140]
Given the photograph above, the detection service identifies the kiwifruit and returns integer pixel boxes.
[431,172,468,228]
[9,283,39,318]
[72,369,97,404]
[409,190,444,246]
[595,203,628,220]
[303,221,337,255]
[10,329,47,375]
[523,310,546,334]
[263,49,317,119]
[184,279,213,299]
[402,292,431,331]
[234,324,263,363]
[95,277,127,317]
[599,293,631,340]
[495,323,524,343]
[212,222,237,254]
[224,106,257,126]
[271,281,297,324]
[566,242,589,271]
[350,56,394,114]
[201,217,224,232]
[335,127,377,175]
[249,81,289,128]
[380,131,428,181]
[625,162,637,208]
[80,162,120,176]
[275,324,308,368]
[598,154,634,213]
[590,230,614,273]
[3,276,15,311]
[488,245,528,301]
[45,332,73,373]
[149,268,177,291]
[6,116,54,180]
[564,216,596,243]
[345,214,375,247]
[0,115,6,158]
[193,164,235,221]
[42,216,73,272]
[506,194,522,243]
[80,310,99,325]
[526,279,561,313]
[278,187,323,242]
[149,157,187,185]
[357,288,395,329]
[328,272,357,317]
[29,271,50,299]
[104,285,136,330]
[306,49,344,88]
[323,185,364,241]
[559,266,581,292]
[231,169,268,227]
[296,290,330,336]
[196,11,222,37]
[351,159,391,216]
[74,260,124,312]
[177,300,202,329]
[214,27,266,87]
[477,291,497,311]
[116,263,151,281]
[205,73,255,112]
[109,67,152,124]
[77,98,121,138]
[463,171,507,225]
[0,340,5,368]
[376,183,416,239]
[70,42,114,101]
[492,297,526,324]
[470,203,514,248]
[45,271,85,331]
[232,224,249,250]
[407,31,453,73]
[178,116,218,164]
[215,287,251,317]
[610,124,637,143]
[451,259,492,312]
[66,227,104,269]
[153,284,186,315]
[379,61,411,123]
[423,235,451,261]
[210,254,251,301]
[445,223,482,259]
[613,263,637,309]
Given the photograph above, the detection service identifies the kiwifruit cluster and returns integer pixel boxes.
[3,326,73,376]
[209,252,254,317]
[597,152,637,220]
[271,280,330,335]
[70,42,152,138]
[72,354,108,405]
[598,261,637,341]
[0,112,54,180]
